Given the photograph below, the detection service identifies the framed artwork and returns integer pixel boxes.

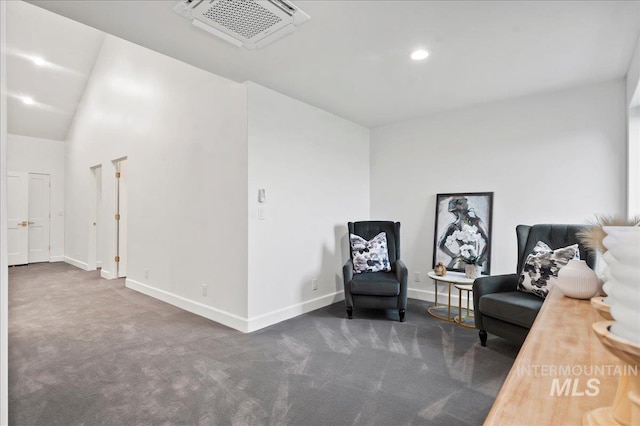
[433,192,494,275]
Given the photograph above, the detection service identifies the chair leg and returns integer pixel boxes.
[347,307,353,319]
[399,309,406,322]
[479,330,487,347]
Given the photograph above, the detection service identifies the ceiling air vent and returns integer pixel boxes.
[174,0,310,49]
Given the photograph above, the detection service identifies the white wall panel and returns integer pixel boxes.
[65,35,249,325]
[1,1,9,421]
[371,79,627,300]
[246,83,370,330]
[7,134,65,261]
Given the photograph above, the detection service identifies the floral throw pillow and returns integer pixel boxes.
[350,232,391,274]
[518,241,580,298]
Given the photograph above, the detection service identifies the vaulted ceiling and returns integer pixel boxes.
[6,1,104,141]
[7,0,640,141]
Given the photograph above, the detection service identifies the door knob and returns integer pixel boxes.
[19,221,27,227]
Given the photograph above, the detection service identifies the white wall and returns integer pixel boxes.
[626,35,640,217]
[626,34,640,107]
[7,134,65,261]
[371,80,627,301]
[246,83,370,331]
[1,0,9,422]
[629,106,640,217]
[65,35,249,328]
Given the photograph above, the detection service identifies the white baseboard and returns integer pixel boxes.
[125,278,345,334]
[246,291,345,332]
[123,281,471,333]
[408,287,434,302]
[122,280,468,333]
[64,256,89,271]
[126,278,248,332]
[49,256,64,262]
[408,286,474,309]
[100,269,114,280]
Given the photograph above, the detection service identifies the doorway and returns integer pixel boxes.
[88,165,103,271]
[88,159,127,279]
[115,159,127,278]
[6,171,51,266]
[27,174,51,263]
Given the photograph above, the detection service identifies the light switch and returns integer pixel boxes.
[258,207,265,220]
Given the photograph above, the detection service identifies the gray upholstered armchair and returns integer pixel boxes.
[473,224,595,346]
[343,221,408,321]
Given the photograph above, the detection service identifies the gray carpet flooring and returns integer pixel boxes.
[8,263,519,426]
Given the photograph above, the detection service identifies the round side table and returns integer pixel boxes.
[454,283,475,328]
[426,271,476,323]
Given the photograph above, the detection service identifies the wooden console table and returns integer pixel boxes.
[484,286,625,425]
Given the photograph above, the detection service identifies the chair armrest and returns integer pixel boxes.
[343,259,354,285]
[394,260,408,310]
[473,274,519,298]
[393,259,408,282]
[343,259,354,308]
[472,274,519,332]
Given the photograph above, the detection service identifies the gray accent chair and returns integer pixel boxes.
[343,221,408,322]
[473,224,594,346]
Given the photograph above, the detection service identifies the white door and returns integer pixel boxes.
[117,160,127,277]
[95,166,102,268]
[87,166,102,271]
[7,171,29,266]
[28,174,51,263]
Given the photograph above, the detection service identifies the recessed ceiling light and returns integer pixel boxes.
[411,49,429,61]
[22,96,35,105]
[32,56,47,67]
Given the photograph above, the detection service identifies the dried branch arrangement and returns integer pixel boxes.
[577,215,640,253]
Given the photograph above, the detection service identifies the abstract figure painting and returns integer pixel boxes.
[433,192,494,275]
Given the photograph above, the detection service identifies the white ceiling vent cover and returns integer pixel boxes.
[174,0,310,49]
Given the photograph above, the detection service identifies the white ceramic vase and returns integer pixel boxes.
[556,259,599,299]
[601,250,619,301]
[592,249,607,296]
[602,226,640,345]
[465,264,481,279]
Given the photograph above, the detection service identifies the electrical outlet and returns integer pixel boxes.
[311,278,318,291]
[144,269,149,280]
[414,272,421,282]
[202,283,207,296]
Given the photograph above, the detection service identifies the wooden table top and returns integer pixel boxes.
[484,286,625,425]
